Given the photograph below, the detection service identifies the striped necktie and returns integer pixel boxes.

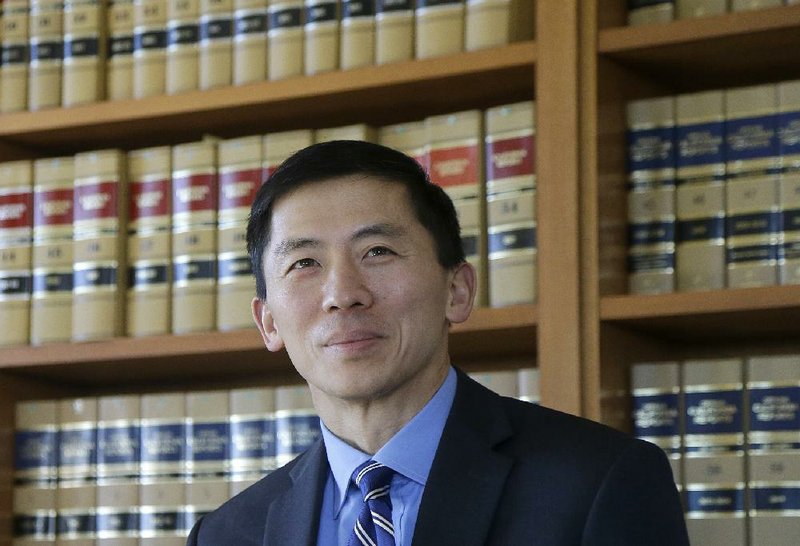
[348,460,396,546]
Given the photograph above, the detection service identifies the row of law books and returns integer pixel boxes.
[12,367,538,543]
[0,0,534,113]
[628,0,800,25]
[0,100,537,347]
[13,385,321,544]
[632,354,800,546]
[626,80,800,295]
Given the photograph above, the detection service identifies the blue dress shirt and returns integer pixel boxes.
[316,366,457,546]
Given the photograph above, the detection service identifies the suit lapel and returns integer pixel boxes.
[413,371,514,546]
[263,440,328,546]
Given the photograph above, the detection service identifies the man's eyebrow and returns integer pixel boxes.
[271,238,320,258]
[351,223,408,242]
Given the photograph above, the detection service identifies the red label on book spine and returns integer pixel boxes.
[34,189,73,227]
[130,179,170,221]
[74,181,119,222]
[429,144,479,188]
[173,174,217,215]
[487,134,535,182]
[0,191,32,229]
[219,169,261,211]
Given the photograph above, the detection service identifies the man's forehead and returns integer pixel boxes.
[264,177,416,250]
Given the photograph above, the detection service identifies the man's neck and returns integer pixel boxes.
[313,363,450,454]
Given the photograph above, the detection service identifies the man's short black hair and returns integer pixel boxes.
[246,139,465,300]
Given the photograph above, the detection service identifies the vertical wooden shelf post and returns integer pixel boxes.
[536,1,601,417]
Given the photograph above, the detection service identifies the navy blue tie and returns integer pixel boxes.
[348,460,396,546]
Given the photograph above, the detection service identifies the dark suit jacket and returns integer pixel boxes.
[188,370,690,545]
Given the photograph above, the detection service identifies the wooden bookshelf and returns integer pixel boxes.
[601,287,800,340]
[585,1,800,425]
[0,305,537,392]
[3,1,800,542]
[0,41,536,155]
[598,3,800,90]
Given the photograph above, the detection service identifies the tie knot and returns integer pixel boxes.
[351,460,394,502]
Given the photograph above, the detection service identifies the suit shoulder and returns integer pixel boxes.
[501,397,637,457]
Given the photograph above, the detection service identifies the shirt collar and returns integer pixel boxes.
[320,366,458,516]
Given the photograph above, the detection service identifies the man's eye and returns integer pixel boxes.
[366,246,394,258]
[290,258,318,270]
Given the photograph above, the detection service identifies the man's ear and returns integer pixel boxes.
[252,297,285,352]
[445,262,476,325]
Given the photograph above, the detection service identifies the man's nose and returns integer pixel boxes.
[322,258,373,312]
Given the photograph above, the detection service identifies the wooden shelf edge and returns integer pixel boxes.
[600,285,800,321]
[0,305,537,371]
[599,4,800,53]
[0,42,537,142]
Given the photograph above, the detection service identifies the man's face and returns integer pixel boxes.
[252,176,475,406]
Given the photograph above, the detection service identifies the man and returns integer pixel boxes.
[188,140,689,545]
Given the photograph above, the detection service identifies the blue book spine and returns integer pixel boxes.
[626,97,677,294]
[275,408,321,466]
[683,359,746,545]
[778,81,800,286]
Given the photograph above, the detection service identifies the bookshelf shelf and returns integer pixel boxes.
[601,286,800,341]
[598,4,800,89]
[0,305,537,392]
[0,41,537,154]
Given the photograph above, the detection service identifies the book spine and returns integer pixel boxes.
[0,160,33,347]
[133,0,167,98]
[72,150,127,341]
[172,140,218,334]
[675,90,726,292]
[340,0,374,70]
[303,0,338,75]
[165,0,200,94]
[13,400,58,543]
[627,0,674,26]
[626,96,677,295]
[217,136,261,331]
[274,385,321,466]
[1,0,30,113]
[374,0,412,65]
[96,394,141,544]
[675,0,727,19]
[185,391,231,530]
[233,0,268,84]
[746,355,800,546]
[267,0,304,80]
[683,358,747,546]
[465,0,508,52]
[107,0,135,101]
[57,397,99,543]
[31,157,74,345]
[415,0,463,59]
[199,0,234,89]
[778,80,800,286]
[63,0,106,107]
[315,123,376,142]
[517,367,539,404]
[377,119,428,169]
[28,0,63,110]
[731,0,782,11]
[139,392,188,543]
[127,146,172,337]
[468,370,518,397]
[485,101,536,307]
[262,129,314,177]
[427,110,486,305]
[229,387,276,495]
[631,361,683,487]
[725,84,781,288]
